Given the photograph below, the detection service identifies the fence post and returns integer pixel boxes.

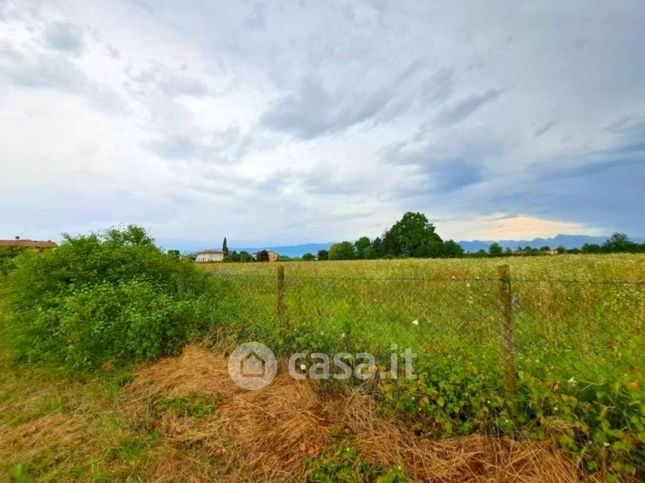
[277,265,285,326]
[497,264,517,399]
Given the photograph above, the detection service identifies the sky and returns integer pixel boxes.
[1,0,644,249]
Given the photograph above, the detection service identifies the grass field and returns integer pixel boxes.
[202,254,644,384]
[1,254,643,480]
[202,254,645,476]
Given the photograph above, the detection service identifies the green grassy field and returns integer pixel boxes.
[202,254,644,383]
[1,254,643,479]
[201,254,644,475]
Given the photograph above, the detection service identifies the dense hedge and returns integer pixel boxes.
[1,226,216,369]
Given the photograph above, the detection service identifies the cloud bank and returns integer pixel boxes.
[1,1,643,248]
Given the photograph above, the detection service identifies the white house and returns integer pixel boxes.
[195,249,224,263]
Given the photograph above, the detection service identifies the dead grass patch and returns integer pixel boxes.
[126,345,593,482]
[0,413,87,462]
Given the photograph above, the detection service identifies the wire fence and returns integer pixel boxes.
[208,265,644,395]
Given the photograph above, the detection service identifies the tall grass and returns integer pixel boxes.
[202,254,645,476]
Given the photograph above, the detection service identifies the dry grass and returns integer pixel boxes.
[0,414,87,462]
[341,392,586,483]
[125,345,593,483]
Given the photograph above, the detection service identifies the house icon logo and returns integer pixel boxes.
[228,342,277,390]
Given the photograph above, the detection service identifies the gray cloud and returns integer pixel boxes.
[0,44,124,111]
[246,3,266,31]
[383,137,493,194]
[534,121,555,137]
[261,64,455,139]
[433,88,505,127]
[1,1,645,244]
[42,21,85,54]
[128,63,210,98]
[148,125,258,164]
[260,77,395,139]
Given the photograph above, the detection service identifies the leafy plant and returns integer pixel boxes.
[2,225,217,369]
[308,442,406,482]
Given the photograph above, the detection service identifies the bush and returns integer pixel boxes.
[0,246,27,275]
[2,225,216,369]
[378,363,645,478]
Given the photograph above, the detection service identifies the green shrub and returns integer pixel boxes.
[2,225,216,369]
[0,246,27,275]
[377,363,645,478]
[308,442,406,482]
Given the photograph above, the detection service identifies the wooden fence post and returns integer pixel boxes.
[497,264,517,399]
[277,265,285,326]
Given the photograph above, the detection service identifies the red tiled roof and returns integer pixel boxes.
[0,239,57,248]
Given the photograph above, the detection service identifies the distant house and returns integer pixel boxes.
[0,236,57,251]
[255,250,279,262]
[195,249,224,263]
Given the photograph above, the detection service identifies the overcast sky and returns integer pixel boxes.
[1,1,644,248]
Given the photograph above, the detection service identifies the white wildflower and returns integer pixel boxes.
[568,376,576,385]
[553,406,559,411]
[412,319,419,326]
[603,442,610,447]
[300,364,306,371]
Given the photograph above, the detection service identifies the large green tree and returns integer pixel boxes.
[382,212,443,257]
[441,240,464,258]
[488,243,503,257]
[329,241,355,260]
[354,236,371,259]
[603,233,639,253]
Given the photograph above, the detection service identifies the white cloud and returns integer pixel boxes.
[0,0,643,247]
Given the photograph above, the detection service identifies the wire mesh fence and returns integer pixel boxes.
[204,264,645,473]
[207,265,644,395]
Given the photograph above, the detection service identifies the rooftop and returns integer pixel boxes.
[0,239,57,249]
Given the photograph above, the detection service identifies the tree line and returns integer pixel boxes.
[466,232,645,258]
[314,212,464,261]
[181,214,644,262]
[308,214,644,261]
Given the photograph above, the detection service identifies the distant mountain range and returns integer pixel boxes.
[456,234,621,253]
[241,234,645,256]
[237,235,626,256]
[161,234,642,257]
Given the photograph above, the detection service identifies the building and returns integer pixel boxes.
[254,250,279,262]
[195,249,224,263]
[0,236,57,251]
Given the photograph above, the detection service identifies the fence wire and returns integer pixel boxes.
[208,268,644,390]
